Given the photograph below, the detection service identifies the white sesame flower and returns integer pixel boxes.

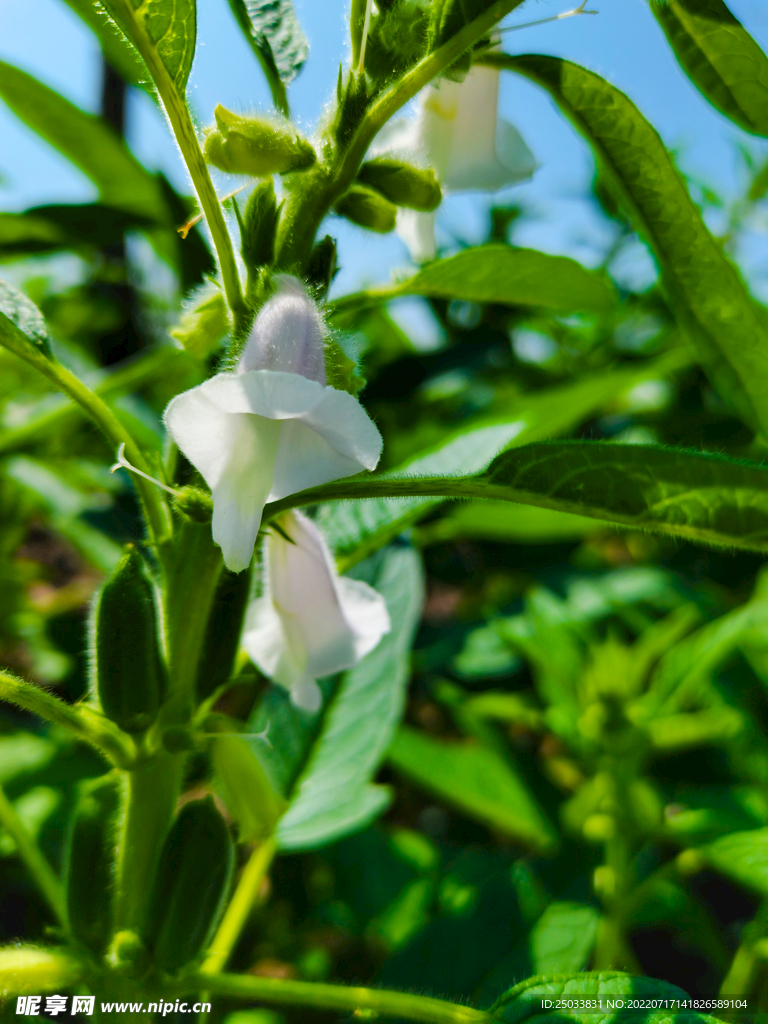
[376,64,536,260]
[243,510,391,711]
[164,279,382,572]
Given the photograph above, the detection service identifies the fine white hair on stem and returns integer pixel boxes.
[358,0,374,74]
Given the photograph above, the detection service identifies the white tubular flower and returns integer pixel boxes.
[376,64,536,260]
[164,278,382,573]
[243,510,391,711]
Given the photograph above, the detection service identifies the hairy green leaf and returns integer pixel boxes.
[276,440,768,554]
[490,971,714,1023]
[0,62,166,221]
[333,245,616,314]
[61,0,151,91]
[651,0,768,137]
[493,53,768,435]
[315,355,689,562]
[100,0,196,92]
[0,281,50,358]
[388,726,556,851]
[227,0,308,85]
[275,546,424,850]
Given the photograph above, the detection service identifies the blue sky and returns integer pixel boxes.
[1,0,767,304]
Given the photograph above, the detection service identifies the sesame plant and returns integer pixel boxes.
[1,0,768,1021]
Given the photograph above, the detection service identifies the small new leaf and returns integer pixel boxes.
[0,280,50,358]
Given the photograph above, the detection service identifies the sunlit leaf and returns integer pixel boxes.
[316,355,689,562]
[699,828,768,896]
[495,52,768,435]
[227,0,308,85]
[650,0,768,137]
[100,0,196,92]
[61,0,151,92]
[281,442,768,557]
[0,281,50,358]
[333,245,617,314]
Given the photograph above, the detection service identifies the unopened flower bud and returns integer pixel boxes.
[358,158,442,211]
[204,105,316,176]
[240,179,279,270]
[334,185,397,233]
[238,277,326,384]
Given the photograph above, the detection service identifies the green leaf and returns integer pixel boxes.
[0,62,166,222]
[490,971,712,1024]
[699,828,768,895]
[388,726,556,852]
[650,0,768,137]
[60,0,151,92]
[227,0,308,85]
[0,205,155,261]
[316,354,690,562]
[333,245,616,314]
[0,281,50,358]
[495,52,768,435]
[279,441,768,558]
[274,546,424,850]
[529,902,600,975]
[100,0,196,93]
[416,502,601,546]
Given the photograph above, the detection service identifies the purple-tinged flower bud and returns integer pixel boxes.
[238,276,326,385]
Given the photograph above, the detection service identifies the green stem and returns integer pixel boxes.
[0,348,185,457]
[0,782,66,927]
[202,836,277,975]
[0,312,172,552]
[273,0,526,269]
[106,0,247,334]
[113,753,183,934]
[0,671,134,769]
[186,973,492,1023]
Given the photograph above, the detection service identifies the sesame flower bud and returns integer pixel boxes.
[238,276,326,384]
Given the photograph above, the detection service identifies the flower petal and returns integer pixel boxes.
[396,208,437,263]
[163,386,234,490]
[211,413,280,572]
[242,512,390,708]
[196,370,382,498]
[336,576,392,660]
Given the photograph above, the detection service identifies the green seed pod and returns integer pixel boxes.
[358,159,442,211]
[195,565,253,704]
[334,185,397,234]
[204,105,316,177]
[144,797,233,974]
[240,179,280,271]
[64,773,121,953]
[91,546,166,733]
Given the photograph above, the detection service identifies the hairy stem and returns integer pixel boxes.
[202,836,277,975]
[113,753,183,934]
[0,313,172,552]
[186,973,493,1023]
[0,783,66,927]
[273,0,526,269]
[0,672,134,769]
[105,0,247,333]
